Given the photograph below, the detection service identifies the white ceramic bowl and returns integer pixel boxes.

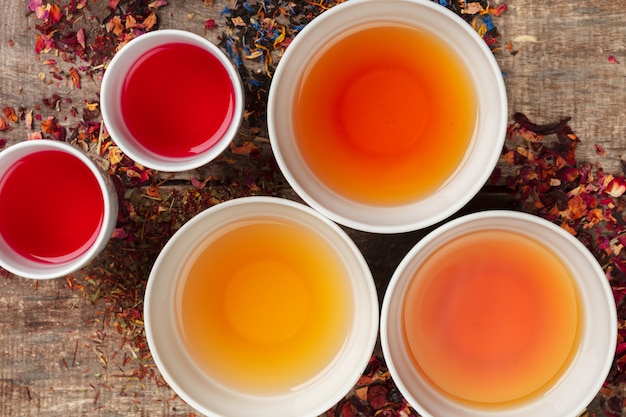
[101,29,244,172]
[268,0,507,233]
[382,210,617,417]
[144,196,379,417]
[0,140,118,279]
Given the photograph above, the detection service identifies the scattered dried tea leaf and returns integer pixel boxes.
[107,146,124,165]
[230,141,259,155]
[69,67,81,89]
[0,117,10,131]
[3,107,18,123]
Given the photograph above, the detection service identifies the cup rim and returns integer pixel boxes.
[101,29,244,172]
[0,140,118,279]
[144,196,379,417]
[268,0,508,233]
[381,210,617,417]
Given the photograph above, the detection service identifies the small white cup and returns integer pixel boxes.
[268,0,507,233]
[101,29,244,172]
[0,140,118,279]
[144,196,379,417]
[381,211,617,417]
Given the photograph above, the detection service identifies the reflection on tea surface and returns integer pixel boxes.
[294,25,477,205]
[403,229,581,405]
[176,217,354,395]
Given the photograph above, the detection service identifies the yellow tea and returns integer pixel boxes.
[176,217,354,395]
[403,230,581,404]
[293,25,476,205]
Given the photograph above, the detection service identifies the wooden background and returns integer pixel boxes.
[0,0,625,416]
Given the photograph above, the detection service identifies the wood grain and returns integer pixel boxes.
[0,0,620,415]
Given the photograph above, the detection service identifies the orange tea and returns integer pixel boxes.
[176,217,354,395]
[293,25,476,205]
[402,229,581,405]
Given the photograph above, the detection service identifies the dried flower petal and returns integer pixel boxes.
[148,0,168,9]
[3,107,18,123]
[111,228,128,239]
[230,141,260,155]
[27,0,43,12]
[48,3,62,24]
[143,12,158,30]
[77,28,86,50]
[606,176,626,198]
[69,67,81,89]
[108,146,124,165]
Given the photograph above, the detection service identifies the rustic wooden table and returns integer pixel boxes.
[0,0,624,416]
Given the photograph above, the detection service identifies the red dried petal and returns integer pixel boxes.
[28,0,42,12]
[205,19,217,30]
[77,28,86,50]
[191,177,206,189]
[230,141,260,155]
[0,117,9,131]
[148,0,168,8]
[48,3,62,24]
[567,194,588,220]
[111,228,128,239]
[69,67,81,89]
[557,167,579,182]
[2,107,18,123]
[606,176,626,198]
[492,3,507,16]
[367,383,389,410]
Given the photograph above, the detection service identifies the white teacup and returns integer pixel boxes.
[268,0,507,233]
[382,210,616,417]
[0,140,118,279]
[145,196,379,417]
[101,29,244,172]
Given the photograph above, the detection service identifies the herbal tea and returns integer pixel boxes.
[121,42,236,158]
[176,217,354,395]
[293,25,476,205]
[0,150,104,263]
[403,229,581,404]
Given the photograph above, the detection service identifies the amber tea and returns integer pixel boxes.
[293,24,476,205]
[175,216,354,395]
[402,229,581,405]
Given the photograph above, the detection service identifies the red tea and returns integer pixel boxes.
[121,42,236,158]
[293,25,476,205]
[0,150,104,263]
[402,230,581,404]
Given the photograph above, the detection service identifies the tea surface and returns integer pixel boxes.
[293,25,476,205]
[121,42,235,158]
[0,150,104,263]
[177,217,354,394]
[403,229,580,404]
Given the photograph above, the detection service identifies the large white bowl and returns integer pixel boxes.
[144,196,379,417]
[382,211,617,417]
[268,0,507,233]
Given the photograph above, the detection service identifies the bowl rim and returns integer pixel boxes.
[0,139,118,279]
[381,210,617,417]
[100,29,244,172]
[144,196,379,417]
[267,0,508,233]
